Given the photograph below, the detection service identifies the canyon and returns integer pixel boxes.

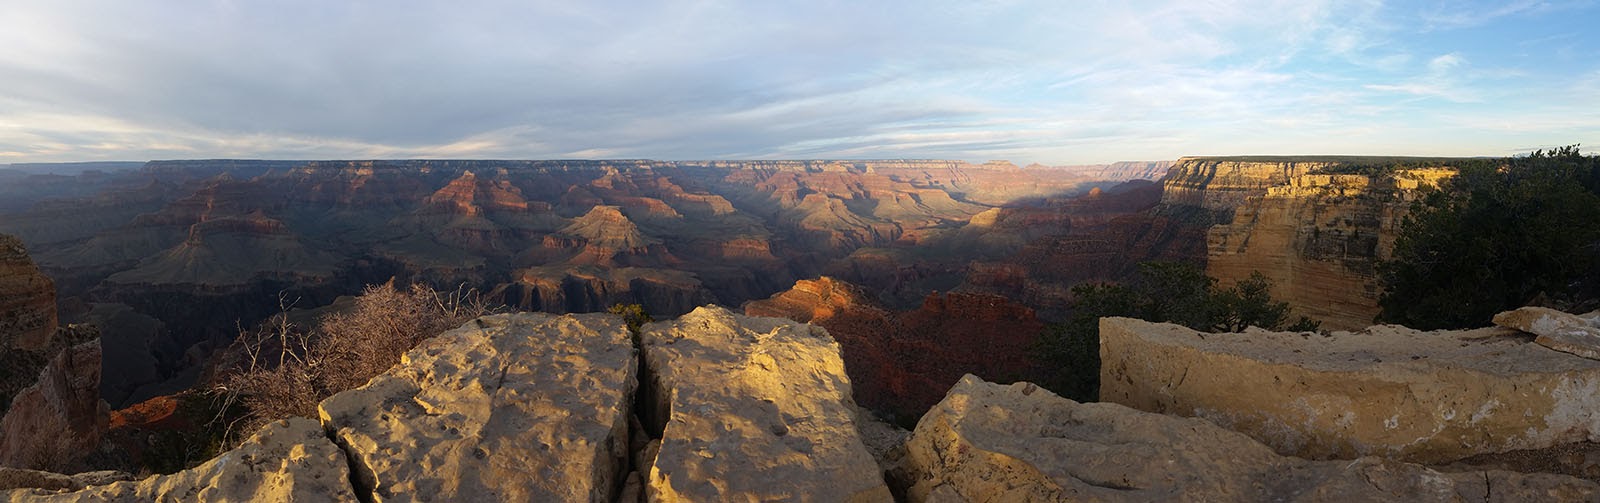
[0,155,1465,423]
[0,159,1174,407]
[6,150,1600,500]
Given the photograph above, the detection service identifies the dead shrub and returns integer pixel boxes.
[214,282,497,441]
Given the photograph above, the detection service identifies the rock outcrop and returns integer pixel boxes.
[1494,307,1600,361]
[0,235,107,472]
[893,375,1600,502]
[0,327,106,471]
[0,235,56,352]
[319,312,637,502]
[744,277,1048,424]
[1161,157,1456,329]
[1100,316,1600,464]
[3,417,357,502]
[639,306,893,501]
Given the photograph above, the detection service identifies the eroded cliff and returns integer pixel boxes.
[1161,157,1456,329]
[0,235,108,472]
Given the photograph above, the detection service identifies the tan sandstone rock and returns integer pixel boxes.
[1100,317,1600,463]
[1494,307,1600,360]
[1161,158,1454,329]
[0,469,131,492]
[318,312,638,502]
[640,306,892,502]
[894,375,1600,502]
[2,417,356,502]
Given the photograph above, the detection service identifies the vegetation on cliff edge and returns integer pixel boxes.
[1379,145,1600,329]
[214,282,497,446]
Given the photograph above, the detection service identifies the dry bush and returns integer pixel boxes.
[215,282,497,440]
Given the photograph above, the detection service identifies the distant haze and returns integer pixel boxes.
[1,1,1597,164]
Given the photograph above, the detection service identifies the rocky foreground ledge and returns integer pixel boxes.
[8,307,1600,501]
[1100,314,1600,465]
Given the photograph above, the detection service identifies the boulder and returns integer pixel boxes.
[318,312,637,502]
[893,375,1600,502]
[1099,317,1600,463]
[640,306,892,502]
[1,417,357,502]
[1494,307,1600,360]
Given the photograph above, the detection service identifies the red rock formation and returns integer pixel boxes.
[744,277,1047,424]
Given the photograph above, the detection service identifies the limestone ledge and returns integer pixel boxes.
[894,375,1600,502]
[1100,316,1600,464]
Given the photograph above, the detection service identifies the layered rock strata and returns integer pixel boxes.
[319,312,638,502]
[2,417,357,502]
[0,235,56,352]
[1161,157,1456,329]
[893,375,1600,502]
[0,235,107,472]
[639,306,893,502]
[1099,317,1600,463]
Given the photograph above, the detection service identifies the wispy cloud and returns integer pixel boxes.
[0,0,1596,164]
[1419,0,1594,30]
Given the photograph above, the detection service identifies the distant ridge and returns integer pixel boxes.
[1178,155,1486,164]
[5,161,145,175]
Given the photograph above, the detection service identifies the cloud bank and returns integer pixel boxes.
[1,0,1597,164]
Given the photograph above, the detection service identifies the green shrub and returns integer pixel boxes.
[1039,262,1317,401]
[1378,146,1600,329]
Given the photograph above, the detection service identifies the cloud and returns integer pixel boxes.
[0,0,1595,164]
[1418,0,1596,30]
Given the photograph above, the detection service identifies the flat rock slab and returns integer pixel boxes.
[1099,317,1600,463]
[1494,307,1600,360]
[319,313,637,502]
[894,375,1600,502]
[3,417,357,502]
[640,306,892,502]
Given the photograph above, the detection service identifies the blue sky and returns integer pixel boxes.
[1,0,1596,164]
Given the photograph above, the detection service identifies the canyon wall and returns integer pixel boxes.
[1161,157,1455,329]
[0,235,107,472]
[0,236,56,353]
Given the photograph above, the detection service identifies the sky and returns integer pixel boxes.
[1,0,1597,165]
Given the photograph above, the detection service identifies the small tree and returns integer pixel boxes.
[607,303,653,336]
